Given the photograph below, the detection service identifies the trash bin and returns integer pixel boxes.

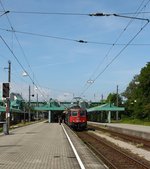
[3,123,9,135]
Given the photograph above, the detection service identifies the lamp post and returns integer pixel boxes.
[29,85,31,122]
[36,93,39,121]
[22,72,35,122]
[28,85,34,122]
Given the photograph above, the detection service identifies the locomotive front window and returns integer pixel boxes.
[80,111,86,117]
[71,111,78,116]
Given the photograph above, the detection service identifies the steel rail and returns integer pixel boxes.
[85,141,117,169]
[81,132,150,169]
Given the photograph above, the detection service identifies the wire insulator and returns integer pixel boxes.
[77,40,88,43]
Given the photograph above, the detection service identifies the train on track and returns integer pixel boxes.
[64,105,87,130]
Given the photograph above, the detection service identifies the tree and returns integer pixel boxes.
[106,93,123,106]
[122,62,150,119]
[143,103,150,120]
[122,75,140,117]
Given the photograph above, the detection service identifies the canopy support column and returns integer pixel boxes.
[48,111,51,123]
[108,111,111,123]
[36,111,39,121]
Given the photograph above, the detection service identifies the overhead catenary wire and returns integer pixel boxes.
[0,35,48,101]
[94,23,149,81]
[11,33,44,97]
[0,0,49,101]
[0,1,34,77]
[1,10,150,16]
[1,0,150,100]
[0,10,89,16]
[86,0,148,83]
[0,4,87,100]
[0,0,149,46]
[89,12,149,21]
[87,0,149,80]
[0,52,43,101]
[0,27,150,46]
[0,35,33,83]
[0,1,33,74]
[80,20,149,97]
[80,0,150,96]
[118,11,150,15]
[0,27,86,43]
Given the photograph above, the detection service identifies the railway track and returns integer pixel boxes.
[76,131,150,169]
[88,124,150,150]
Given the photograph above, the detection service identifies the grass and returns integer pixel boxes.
[119,118,150,126]
[0,120,44,133]
[10,121,38,129]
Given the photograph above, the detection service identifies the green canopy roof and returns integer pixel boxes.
[34,105,65,111]
[0,106,5,112]
[34,99,65,111]
[0,106,21,113]
[87,103,125,112]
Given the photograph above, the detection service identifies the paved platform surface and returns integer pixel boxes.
[0,122,107,169]
[88,121,150,140]
[0,122,80,169]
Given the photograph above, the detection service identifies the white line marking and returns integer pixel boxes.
[62,124,85,169]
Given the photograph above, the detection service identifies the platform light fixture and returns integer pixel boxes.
[87,79,94,84]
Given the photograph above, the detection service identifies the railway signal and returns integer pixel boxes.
[2,83,10,98]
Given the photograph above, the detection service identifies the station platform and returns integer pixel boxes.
[88,121,150,141]
[0,122,107,169]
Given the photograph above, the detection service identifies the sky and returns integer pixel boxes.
[0,0,150,102]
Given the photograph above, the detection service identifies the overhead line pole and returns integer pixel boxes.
[4,60,11,134]
[8,60,11,82]
[8,61,11,129]
[36,93,39,121]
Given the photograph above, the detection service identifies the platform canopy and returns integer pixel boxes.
[87,103,125,112]
[34,99,65,111]
[34,105,65,111]
[0,106,5,112]
[0,106,21,113]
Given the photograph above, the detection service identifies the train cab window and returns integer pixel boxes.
[71,111,78,116]
[80,111,86,117]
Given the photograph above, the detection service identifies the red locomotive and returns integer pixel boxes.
[64,106,87,130]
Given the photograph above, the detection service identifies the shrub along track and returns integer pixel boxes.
[76,131,150,169]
